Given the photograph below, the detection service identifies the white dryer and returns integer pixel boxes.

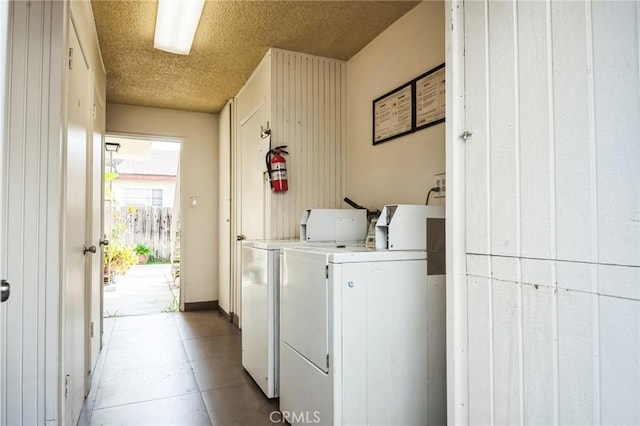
[279,245,446,425]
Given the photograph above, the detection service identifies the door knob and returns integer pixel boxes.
[1,279,10,303]
[236,235,246,241]
[99,238,109,246]
[83,245,97,255]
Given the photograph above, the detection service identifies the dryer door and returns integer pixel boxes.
[281,250,329,373]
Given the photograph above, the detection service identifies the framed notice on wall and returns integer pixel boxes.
[415,63,445,130]
[372,82,414,145]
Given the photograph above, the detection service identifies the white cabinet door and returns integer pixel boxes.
[281,251,329,372]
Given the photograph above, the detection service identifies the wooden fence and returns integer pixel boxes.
[113,206,173,260]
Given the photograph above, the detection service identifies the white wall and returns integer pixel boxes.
[106,104,219,304]
[457,1,640,424]
[346,1,445,211]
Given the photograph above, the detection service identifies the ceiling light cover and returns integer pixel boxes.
[154,0,205,55]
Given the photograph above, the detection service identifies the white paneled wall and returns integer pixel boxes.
[463,0,640,424]
[4,2,66,424]
[268,49,346,239]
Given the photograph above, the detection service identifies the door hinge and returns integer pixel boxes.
[92,104,97,120]
[326,354,330,369]
[65,375,70,398]
[90,321,94,338]
[68,48,73,70]
[460,130,473,141]
[325,265,329,279]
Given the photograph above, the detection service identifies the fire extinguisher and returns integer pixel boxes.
[266,146,289,192]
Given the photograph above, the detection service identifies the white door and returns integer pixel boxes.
[0,1,9,424]
[234,103,269,322]
[458,1,640,424]
[64,22,90,426]
[85,82,104,392]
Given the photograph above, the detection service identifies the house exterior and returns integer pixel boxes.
[111,150,178,208]
[0,1,638,425]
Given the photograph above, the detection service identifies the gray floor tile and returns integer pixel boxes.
[175,311,238,340]
[83,310,275,425]
[182,334,242,363]
[191,354,250,392]
[202,383,279,426]
[93,360,199,409]
[100,338,190,375]
[89,393,211,426]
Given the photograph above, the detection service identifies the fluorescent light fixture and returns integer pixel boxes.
[154,0,205,55]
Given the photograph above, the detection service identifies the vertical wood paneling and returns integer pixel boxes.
[598,264,640,300]
[558,290,596,425]
[466,276,492,425]
[22,4,45,424]
[488,1,518,257]
[4,2,65,424]
[522,285,554,425]
[0,0,8,423]
[517,0,553,260]
[551,1,595,263]
[599,296,640,425]
[464,0,490,255]
[6,2,28,422]
[269,50,345,239]
[491,279,521,425]
[592,1,640,266]
[463,0,640,423]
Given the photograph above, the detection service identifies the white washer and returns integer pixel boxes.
[279,245,446,426]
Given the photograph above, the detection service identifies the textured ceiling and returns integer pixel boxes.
[91,0,421,113]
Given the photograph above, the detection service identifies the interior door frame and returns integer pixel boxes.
[445,1,468,425]
[101,131,184,309]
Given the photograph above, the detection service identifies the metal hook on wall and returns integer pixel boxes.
[260,121,271,139]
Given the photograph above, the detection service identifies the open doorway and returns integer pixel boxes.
[103,135,181,317]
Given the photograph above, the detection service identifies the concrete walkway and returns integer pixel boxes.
[104,264,178,317]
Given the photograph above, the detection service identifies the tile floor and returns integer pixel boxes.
[79,310,279,426]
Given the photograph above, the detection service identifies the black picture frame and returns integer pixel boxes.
[372,81,415,145]
[414,63,446,131]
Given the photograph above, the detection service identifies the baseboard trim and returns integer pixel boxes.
[183,301,218,312]
[216,306,240,328]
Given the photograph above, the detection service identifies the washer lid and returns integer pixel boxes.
[282,245,427,263]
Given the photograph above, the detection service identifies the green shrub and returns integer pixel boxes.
[134,243,154,257]
[104,242,137,275]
